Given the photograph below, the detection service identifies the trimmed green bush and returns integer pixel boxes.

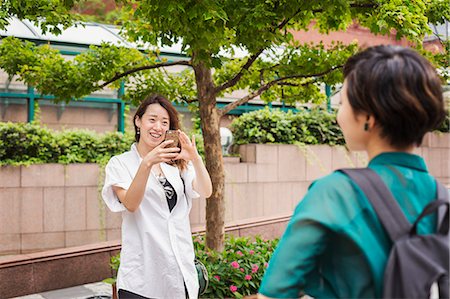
[0,122,60,165]
[230,108,298,144]
[0,122,134,166]
[57,130,100,164]
[291,108,344,145]
[95,131,135,164]
[231,107,345,146]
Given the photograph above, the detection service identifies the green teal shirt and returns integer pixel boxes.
[259,152,437,298]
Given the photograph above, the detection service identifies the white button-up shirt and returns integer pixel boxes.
[102,143,200,299]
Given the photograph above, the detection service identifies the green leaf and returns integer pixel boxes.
[102,278,116,285]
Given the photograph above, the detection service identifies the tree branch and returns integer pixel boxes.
[270,64,343,83]
[431,24,446,47]
[99,60,192,89]
[218,84,274,117]
[182,96,198,104]
[218,65,342,116]
[214,48,264,94]
[214,8,303,94]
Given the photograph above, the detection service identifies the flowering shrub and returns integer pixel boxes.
[194,235,279,299]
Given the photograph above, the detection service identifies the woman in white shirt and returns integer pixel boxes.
[102,94,213,299]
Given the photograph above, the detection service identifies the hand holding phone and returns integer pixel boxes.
[164,130,180,148]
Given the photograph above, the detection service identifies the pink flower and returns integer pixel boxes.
[245,274,252,280]
[252,264,259,273]
[240,268,244,272]
[214,275,220,281]
[230,285,238,292]
[231,261,240,269]
[249,250,255,255]
[264,262,268,268]
[236,251,243,256]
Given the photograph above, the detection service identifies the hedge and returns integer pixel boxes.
[231,107,345,145]
[0,122,134,166]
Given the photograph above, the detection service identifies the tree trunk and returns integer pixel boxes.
[193,60,225,251]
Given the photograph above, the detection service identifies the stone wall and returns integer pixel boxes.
[0,132,448,255]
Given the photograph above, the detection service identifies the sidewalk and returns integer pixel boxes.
[11,282,112,299]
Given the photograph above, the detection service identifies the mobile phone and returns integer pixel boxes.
[164,130,179,148]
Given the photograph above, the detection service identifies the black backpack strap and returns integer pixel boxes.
[436,181,449,201]
[410,199,449,235]
[339,168,411,242]
[436,181,450,234]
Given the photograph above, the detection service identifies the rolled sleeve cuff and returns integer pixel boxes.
[102,182,129,212]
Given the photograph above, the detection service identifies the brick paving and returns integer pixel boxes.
[11,282,112,299]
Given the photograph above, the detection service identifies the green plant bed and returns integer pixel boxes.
[104,235,279,299]
[0,121,134,166]
[231,107,345,146]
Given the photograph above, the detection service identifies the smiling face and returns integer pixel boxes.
[135,103,170,151]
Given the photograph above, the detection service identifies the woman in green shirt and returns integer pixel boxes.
[258,45,446,299]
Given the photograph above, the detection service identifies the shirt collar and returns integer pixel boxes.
[131,143,143,163]
[368,152,428,172]
[130,143,173,172]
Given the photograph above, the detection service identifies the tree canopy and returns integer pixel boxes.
[0,0,81,34]
[1,0,448,106]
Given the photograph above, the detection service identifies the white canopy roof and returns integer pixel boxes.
[0,17,188,58]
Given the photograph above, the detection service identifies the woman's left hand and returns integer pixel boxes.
[176,130,212,198]
[176,131,201,162]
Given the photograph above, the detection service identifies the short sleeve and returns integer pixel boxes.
[101,157,131,212]
[258,195,330,298]
[181,162,200,201]
[259,172,369,298]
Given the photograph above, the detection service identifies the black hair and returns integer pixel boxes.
[343,45,445,147]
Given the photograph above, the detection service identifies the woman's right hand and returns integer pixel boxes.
[142,140,180,167]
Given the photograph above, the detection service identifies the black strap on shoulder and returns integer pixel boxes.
[339,168,411,242]
[410,199,449,235]
[437,182,448,200]
[436,182,450,234]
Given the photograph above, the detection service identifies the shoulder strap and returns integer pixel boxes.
[339,168,411,242]
[436,181,448,201]
[436,181,450,234]
[180,173,186,194]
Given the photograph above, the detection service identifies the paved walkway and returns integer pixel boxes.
[11,282,112,299]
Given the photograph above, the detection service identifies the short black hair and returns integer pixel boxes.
[343,45,445,148]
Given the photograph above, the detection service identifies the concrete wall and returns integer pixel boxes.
[0,164,119,255]
[0,132,448,255]
[0,241,120,299]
